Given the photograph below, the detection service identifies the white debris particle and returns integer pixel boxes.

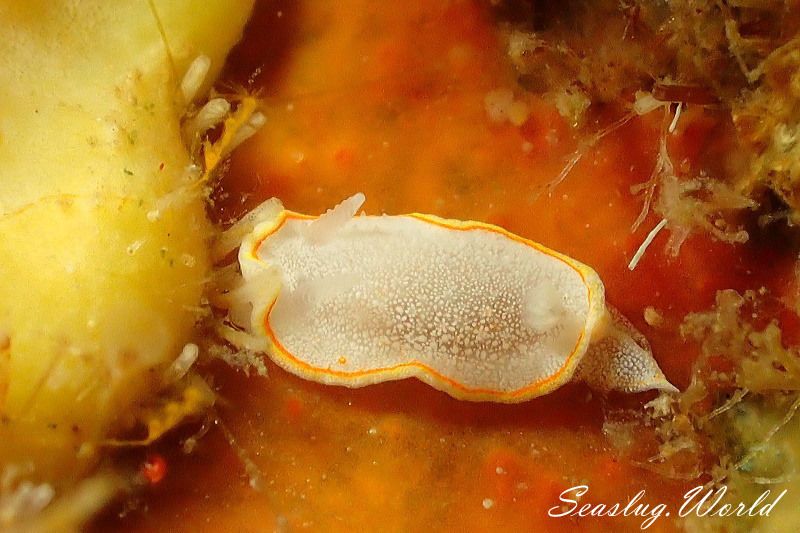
[628,218,668,270]
[668,102,683,134]
[633,91,666,115]
[484,88,529,126]
[187,98,230,139]
[228,112,267,152]
[181,253,196,268]
[495,466,506,475]
[126,240,144,255]
[0,479,55,521]
[163,343,199,383]
[180,55,211,105]
[367,427,378,436]
[482,498,495,510]
[643,306,664,327]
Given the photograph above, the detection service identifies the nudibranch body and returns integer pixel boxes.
[226,193,676,402]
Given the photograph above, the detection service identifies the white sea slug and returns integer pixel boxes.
[222,193,677,402]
